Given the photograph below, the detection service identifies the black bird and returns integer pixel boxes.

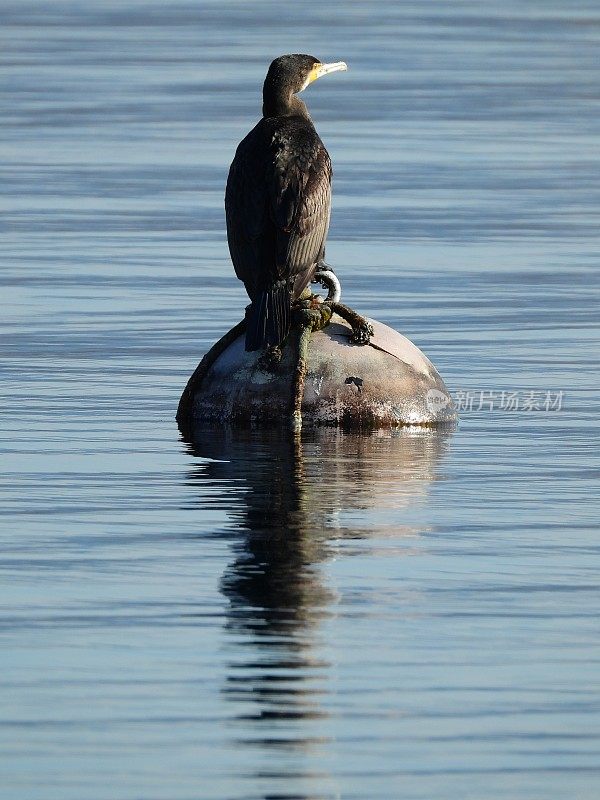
[225,54,347,351]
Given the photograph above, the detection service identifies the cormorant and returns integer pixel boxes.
[225,54,347,351]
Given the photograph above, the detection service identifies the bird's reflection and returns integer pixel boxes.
[185,424,451,798]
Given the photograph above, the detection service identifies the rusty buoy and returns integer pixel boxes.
[177,311,456,432]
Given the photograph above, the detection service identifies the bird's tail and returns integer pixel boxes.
[245,281,291,351]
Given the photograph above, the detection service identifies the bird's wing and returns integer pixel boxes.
[269,134,332,296]
[225,122,332,300]
[225,126,273,299]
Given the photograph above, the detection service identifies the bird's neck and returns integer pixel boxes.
[262,89,310,120]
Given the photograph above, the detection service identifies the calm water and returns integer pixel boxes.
[2,1,600,798]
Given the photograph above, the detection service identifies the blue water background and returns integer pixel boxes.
[1,1,599,798]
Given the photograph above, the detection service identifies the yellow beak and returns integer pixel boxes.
[308,61,348,85]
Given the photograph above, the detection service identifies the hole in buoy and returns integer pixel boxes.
[345,376,363,393]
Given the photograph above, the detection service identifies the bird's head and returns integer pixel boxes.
[262,54,347,117]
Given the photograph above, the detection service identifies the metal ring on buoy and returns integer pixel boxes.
[312,269,341,303]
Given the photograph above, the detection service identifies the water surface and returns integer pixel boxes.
[2,1,599,798]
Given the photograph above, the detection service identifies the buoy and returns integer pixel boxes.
[177,278,456,432]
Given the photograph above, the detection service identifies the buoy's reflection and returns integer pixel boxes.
[187,426,451,628]
[185,426,451,797]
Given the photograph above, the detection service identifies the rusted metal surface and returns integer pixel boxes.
[178,314,456,430]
